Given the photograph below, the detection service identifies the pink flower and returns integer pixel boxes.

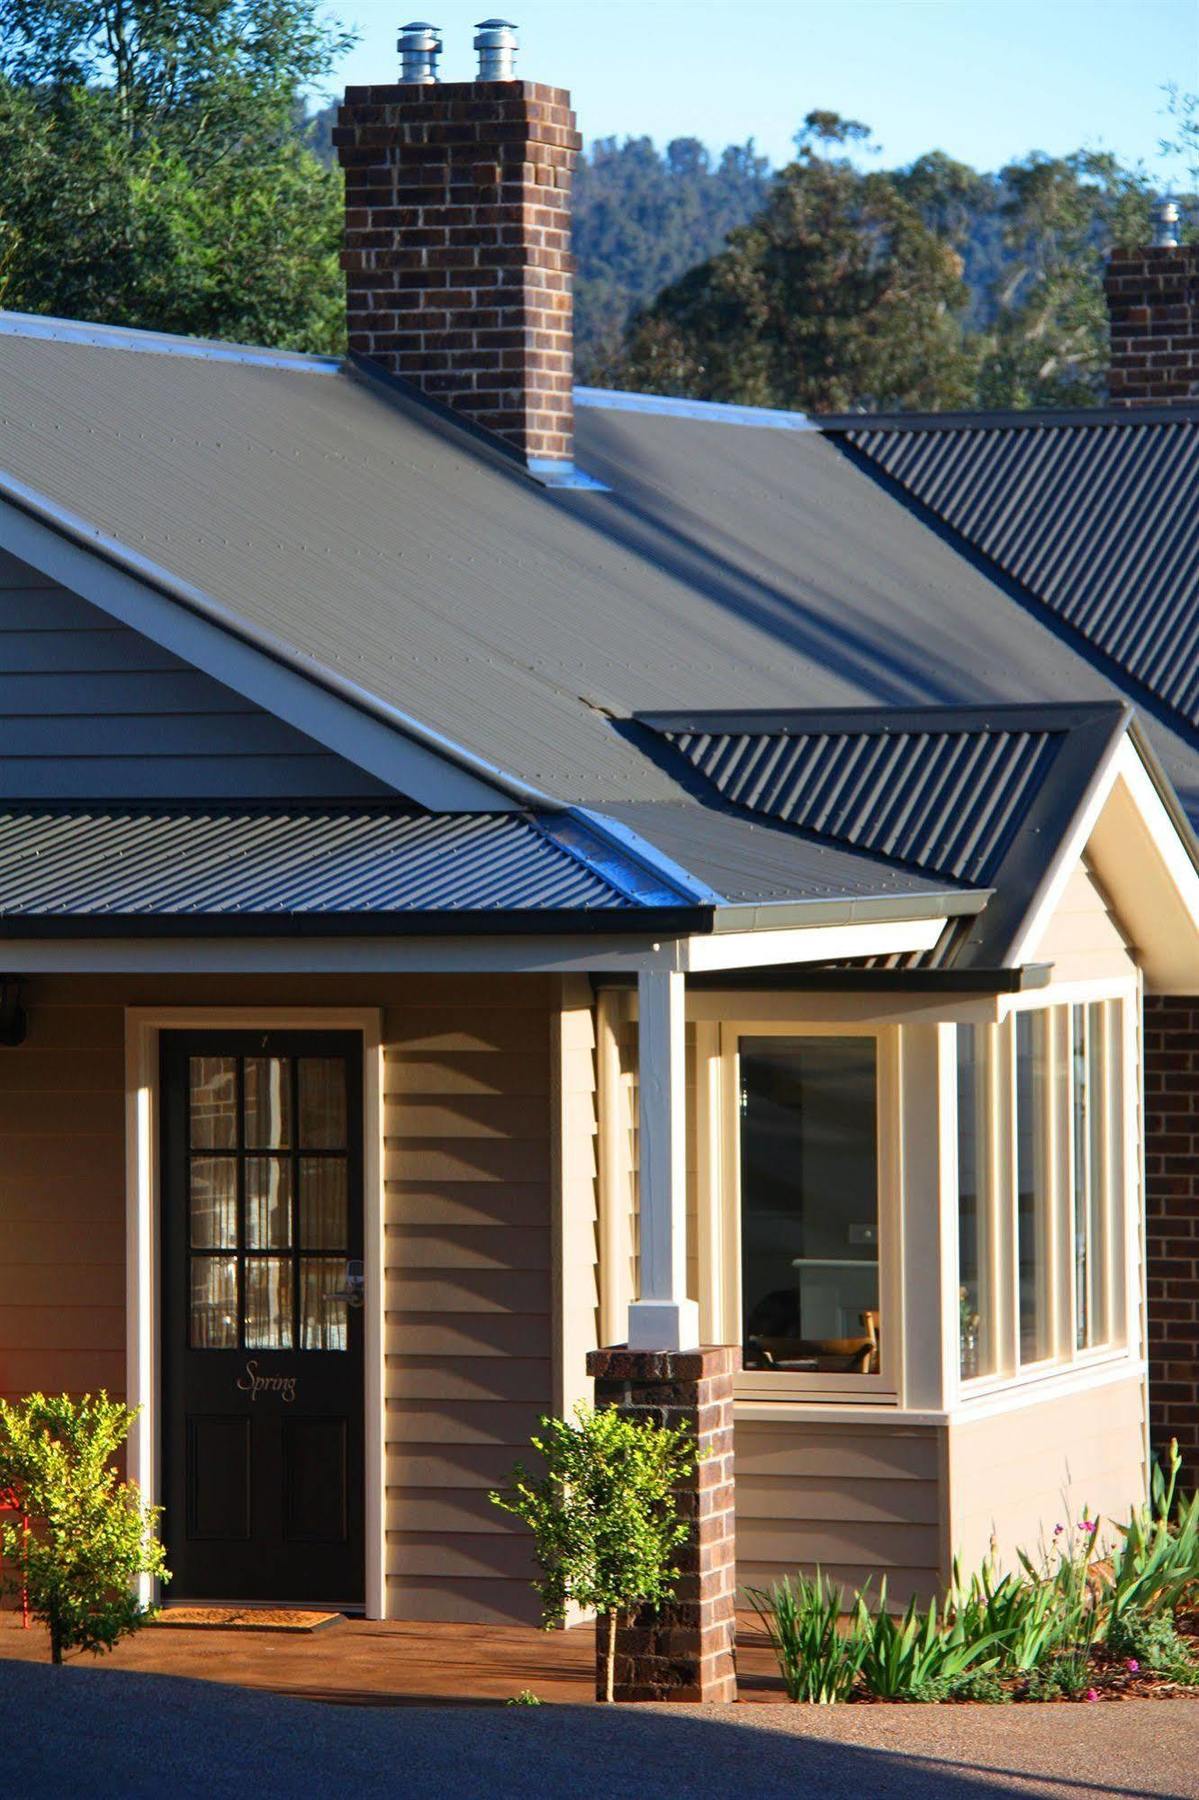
[1053,1524,1064,1537]
[1086,1688,1100,1702]
[1126,1659,1140,1673]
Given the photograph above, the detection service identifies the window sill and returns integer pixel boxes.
[953,1352,1144,1420]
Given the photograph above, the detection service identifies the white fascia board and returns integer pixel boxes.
[0,489,516,812]
[0,934,686,975]
[1003,727,1128,968]
[680,915,945,973]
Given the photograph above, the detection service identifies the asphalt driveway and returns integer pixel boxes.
[1,1662,1196,1799]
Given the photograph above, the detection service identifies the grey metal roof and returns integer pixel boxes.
[0,807,649,923]
[831,412,1199,739]
[1,316,1198,935]
[641,703,1132,965]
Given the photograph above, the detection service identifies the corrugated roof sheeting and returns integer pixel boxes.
[4,326,1199,823]
[658,723,1062,883]
[840,417,1199,732]
[0,809,634,915]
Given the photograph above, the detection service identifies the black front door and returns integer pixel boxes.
[161,1031,365,1607]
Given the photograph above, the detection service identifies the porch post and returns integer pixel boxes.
[627,968,700,1352]
[586,966,739,1704]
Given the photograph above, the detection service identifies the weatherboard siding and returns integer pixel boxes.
[1025,858,1135,985]
[735,1419,946,1607]
[0,549,388,799]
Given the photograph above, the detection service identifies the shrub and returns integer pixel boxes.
[851,1581,1002,1700]
[0,1393,168,1664]
[490,1403,694,1703]
[1107,1607,1198,1683]
[746,1571,863,1703]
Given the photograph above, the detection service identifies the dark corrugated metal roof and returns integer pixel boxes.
[643,703,1131,965]
[0,808,638,917]
[833,414,1199,737]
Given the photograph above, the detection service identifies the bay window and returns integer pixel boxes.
[958,997,1128,1387]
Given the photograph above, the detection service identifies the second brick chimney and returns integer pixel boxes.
[334,25,580,465]
[1105,204,1199,407]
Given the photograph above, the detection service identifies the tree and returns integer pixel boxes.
[490,1404,694,1704]
[613,113,979,413]
[0,0,352,349]
[0,1392,168,1664]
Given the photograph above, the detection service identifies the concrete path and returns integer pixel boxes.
[0,1662,1196,1799]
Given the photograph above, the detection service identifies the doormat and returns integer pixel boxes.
[151,1607,345,1633]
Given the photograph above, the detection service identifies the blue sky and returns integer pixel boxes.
[319,0,1199,184]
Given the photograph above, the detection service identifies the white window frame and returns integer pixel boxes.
[714,1019,902,1403]
[954,981,1138,1404]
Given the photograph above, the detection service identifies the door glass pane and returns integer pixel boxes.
[244,1057,292,1149]
[189,1056,237,1149]
[245,1156,293,1249]
[299,1059,347,1149]
[300,1158,348,1250]
[740,1037,879,1376]
[189,1157,237,1250]
[244,1257,293,1349]
[1016,1011,1053,1363]
[190,1256,237,1348]
[957,1024,994,1379]
[301,1258,348,1351]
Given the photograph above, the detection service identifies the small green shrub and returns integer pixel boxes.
[506,1688,543,1706]
[1107,1607,1198,1683]
[946,1668,1011,1703]
[746,1571,863,1703]
[0,1392,168,1664]
[490,1403,694,1704]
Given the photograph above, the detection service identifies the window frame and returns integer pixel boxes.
[716,1018,903,1402]
[955,984,1136,1402]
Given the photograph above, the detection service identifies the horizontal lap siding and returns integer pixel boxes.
[0,986,126,1402]
[735,1419,945,1607]
[383,977,556,1624]
[0,549,386,798]
[1026,859,1135,984]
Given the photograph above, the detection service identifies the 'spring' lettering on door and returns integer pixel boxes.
[236,1359,296,1404]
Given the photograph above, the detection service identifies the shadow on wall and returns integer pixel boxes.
[0,1661,1190,1800]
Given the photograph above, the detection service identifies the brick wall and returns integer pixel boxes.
[1143,994,1199,1487]
[1104,246,1199,407]
[335,81,580,463]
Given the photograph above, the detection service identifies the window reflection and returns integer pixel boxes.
[190,1256,237,1348]
[245,1157,293,1250]
[244,1057,292,1149]
[1016,1012,1052,1363]
[189,1157,237,1250]
[188,1057,237,1149]
[740,1037,879,1376]
[299,1158,348,1250]
[299,1059,347,1149]
[301,1258,348,1351]
[244,1257,294,1349]
[957,1025,993,1379]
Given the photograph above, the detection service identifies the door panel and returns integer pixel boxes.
[161,1030,365,1606]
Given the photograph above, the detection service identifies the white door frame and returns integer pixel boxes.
[124,1006,386,1618]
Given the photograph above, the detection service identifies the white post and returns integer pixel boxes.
[628,968,701,1351]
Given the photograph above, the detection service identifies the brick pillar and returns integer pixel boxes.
[334,80,579,464]
[1105,245,1199,407]
[1143,995,1199,1488]
[586,1346,740,1703]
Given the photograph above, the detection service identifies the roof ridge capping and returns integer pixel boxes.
[640,701,1131,738]
[575,387,816,432]
[0,309,342,373]
[819,403,1199,431]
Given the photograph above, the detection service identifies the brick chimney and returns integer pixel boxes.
[334,22,580,465]
[1105,203,1199,407]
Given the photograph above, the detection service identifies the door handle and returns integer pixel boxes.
[325,1258,365,1308]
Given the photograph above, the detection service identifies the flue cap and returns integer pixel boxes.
[474,18,518,80]
[398,21,442,83]
[1154,198,1181,248]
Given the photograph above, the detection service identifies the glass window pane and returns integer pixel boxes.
[1089,1001,1118,1346]
[300,1158,348,1249]
[739,1037,879,1376]
[244,1056,292,1149]
[245,1157,293,1249]
[244,1257,293,1349]
[1072,1006,1090,1350]
[1016,1012,1053,1364]
[301,1257,348,1351]
[189,1056,237,1149]
[957,1025,995,1379]
[190,1256,237,1348]
[189,1156,237,1250]
[299,1059,347,1149]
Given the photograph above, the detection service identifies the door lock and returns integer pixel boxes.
[325,1258,365,1308]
